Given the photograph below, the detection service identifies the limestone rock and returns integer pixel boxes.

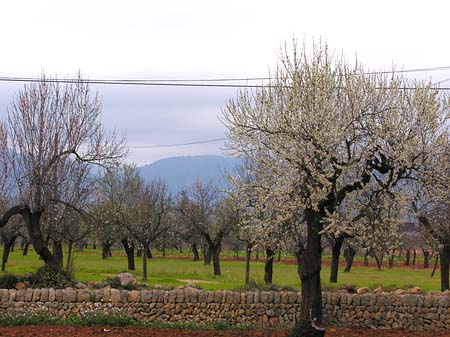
[408,287,422,294]
[357,287,371,295]
[15,282,27,290]
[117,273,137,288]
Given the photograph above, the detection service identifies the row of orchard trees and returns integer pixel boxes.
[223,42,449,337]
[92,165,238,280]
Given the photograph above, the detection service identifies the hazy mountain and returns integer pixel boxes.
[138,155,242,194]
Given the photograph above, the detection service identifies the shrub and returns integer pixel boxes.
[0,274,19,289]
[28,264,75,288]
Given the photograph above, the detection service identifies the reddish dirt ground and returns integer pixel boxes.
[0,326,448,337]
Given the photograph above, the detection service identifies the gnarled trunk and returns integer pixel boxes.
[1,235,18,272]
[192,242,200,261]
[122,239,135,271]
[211,243,221,276]
[24,210,57,266]
[431,254,439,278]
[440,245,450,291]
[290,209,325,337]
[53,241,63,268]
[22,241,30,256]
[101,242,112,259]
[423,250,430,269]
[405,249,410,266]
[329,238,344,283]
[264,248,274,285]
[343,246,356,273]
[142,242,149,281]
[203,244,211,265]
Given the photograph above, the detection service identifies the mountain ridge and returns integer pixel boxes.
[138,155,242,194]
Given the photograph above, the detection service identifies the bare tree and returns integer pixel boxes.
[222,42,449,337]
[0,75,127,266]
[176,180,236,276]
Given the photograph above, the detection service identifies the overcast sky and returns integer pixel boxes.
[1,0,449,165]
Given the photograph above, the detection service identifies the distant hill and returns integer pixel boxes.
[138,155,242,194]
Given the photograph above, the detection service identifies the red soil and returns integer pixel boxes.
[0,326,447,337]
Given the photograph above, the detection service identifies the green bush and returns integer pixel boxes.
[0,274,19,289]
[28,264,75,288]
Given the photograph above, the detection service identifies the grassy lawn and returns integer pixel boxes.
[0,248,441,291]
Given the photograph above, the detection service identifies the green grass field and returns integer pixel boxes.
[0,248,441,291]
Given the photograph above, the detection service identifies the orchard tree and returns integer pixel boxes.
[222,42,449,336]
[176,180,236,276]
[0,76,127,266]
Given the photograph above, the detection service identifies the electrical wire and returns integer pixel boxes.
[128,138,227,149]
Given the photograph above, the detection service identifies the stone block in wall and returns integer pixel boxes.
[206,291,214,303]
[55,289,63,302]
[110,289,121,302]
[32,289,41,302]
[48,288,55,302]
[401,295,417,307]
[280,292,288,304]
[128,290,140,302]
[120,290,128,302]
[273,292,280,304]
[214,291,223,303]
[233,292,240,304]
[254,292,261,304]
[1,289,9,302]
[198,291,207,303]
[176,290,184,303]
[40,288,48,302]
[188,290,198,303]
[62,289,76,302]
[331,292,340,305]
[246,292,254,304]
[93,290,103,301]
[8,289,16,302]
[25,289,33,301]
[141,290,153,303]
[102,289,111,302]
[224,291,233,304]
[76,290,90,302]
[287,292,297,304]
[168,290,177,303]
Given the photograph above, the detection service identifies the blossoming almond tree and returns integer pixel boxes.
[222,42,449,337]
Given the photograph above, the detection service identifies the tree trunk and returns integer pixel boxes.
[256,247,259,261]
[52,241,64,268]
[204,244,211,265]
[101,242,112,259]
[1,236,17,272]
[440,246,450,291]
[388,251,394,269]
[264,248,274,285]
[431,254,439,278]
[277,250,282,262]
[405,249,410,266]
[92,242,96,250]
[146,246,152,259]
[289,208,325,337]
[22,241,30,256]
[24,210,57,266]
[212,244,221,276]
[412,249,416,266]
[343,246,356,273]
[121,239,135,271]
[329,238,344,283]
[142,242,148,281]
[66,240,74,274]
[245,245,252,285]
[137,248,143,257]
[192,243,200,261]
[363,250,369,266]
[373,254,382,269]
[162,241,166,257]
[423,250,430,269]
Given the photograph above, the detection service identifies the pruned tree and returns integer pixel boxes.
[175,180,236,276]
[222,42,449,336]
[0,75,127,266]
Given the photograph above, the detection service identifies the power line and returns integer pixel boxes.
[128,137,227,149]
[2,65,450,84]
[1,65,450,89]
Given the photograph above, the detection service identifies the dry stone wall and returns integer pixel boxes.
[1,288,450,330]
